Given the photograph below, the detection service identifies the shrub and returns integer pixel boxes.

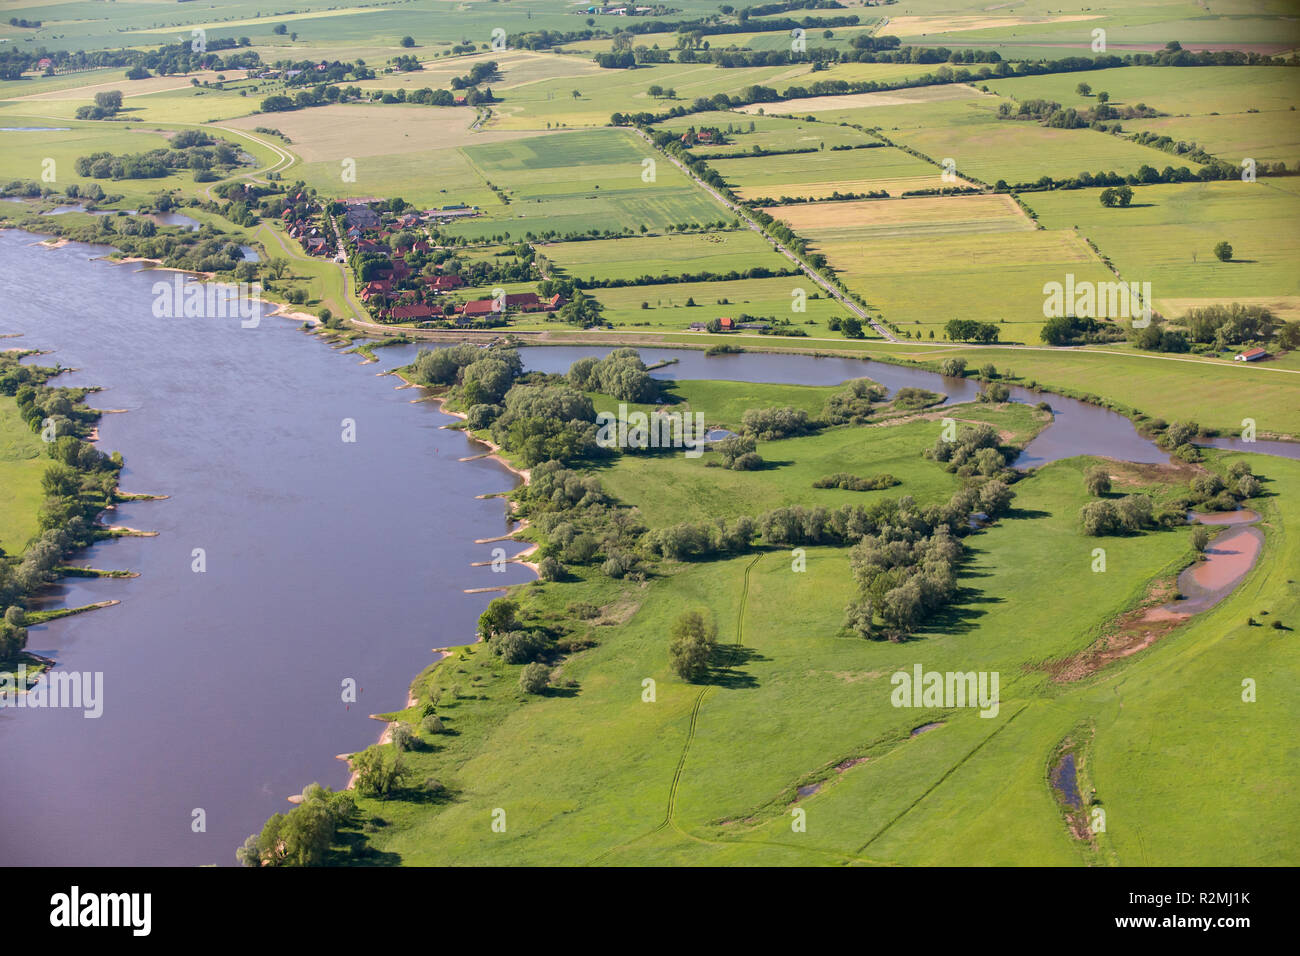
[537,555,564,581]
[1083,465,1111,497]
[668,610,715,682]
[420,714,444,735]
[389,722,416,752]
[519,662,550,695]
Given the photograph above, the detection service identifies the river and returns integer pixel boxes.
[0,231,1292,866]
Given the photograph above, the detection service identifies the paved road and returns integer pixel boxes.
[633,127,899,342]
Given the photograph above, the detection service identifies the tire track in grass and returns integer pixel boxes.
[658,553,762,833]
[589,553,762,864]
[855,703,1029,854]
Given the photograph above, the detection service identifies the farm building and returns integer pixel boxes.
[1235,347,1268,362]
[717,317,734,331]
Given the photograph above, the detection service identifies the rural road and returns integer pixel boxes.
[633,127,900,342]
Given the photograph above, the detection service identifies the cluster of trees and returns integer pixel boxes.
[566,264,801,291]
[236,784,355,866]
[927,424,1011,479]
[567,349,659,403]
[490,384,600,467]
[74,133,241,181]
[844,526,962,640]
[1099,185,1135,207]
[1079,494,1166,536]
[1040,315,1127,346]
[944,319,1000,343]
[813,472,899,491]
[75,89,123,121]
[823,378,887,424]
[740,405,813,440]
[1180,303,1280,348]
[713,434,763,471]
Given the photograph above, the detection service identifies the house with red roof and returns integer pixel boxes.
[1235,347,1268,362]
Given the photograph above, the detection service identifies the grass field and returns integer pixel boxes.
[767,193,1035,241]
[574,276,854,335]
[541,230,790,283]
[714,145,948,200]
[595,398,1042,527]
[1020,178,1300,306]
[0,396,46,554]
[443,128,730,240]
[349,367,1299,864]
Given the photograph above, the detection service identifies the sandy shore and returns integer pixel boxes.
[333,367,538,795]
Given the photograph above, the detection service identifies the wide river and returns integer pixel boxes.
[0,232,1292,865]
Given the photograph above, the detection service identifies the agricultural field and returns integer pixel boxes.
[540,230,789,283]
[440,128,730,240]
[0,396,46,554]
[582,275,854,334]
[714,145,954,200]
[1021,178,1300,309]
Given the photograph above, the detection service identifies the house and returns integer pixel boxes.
[1235,347,1268,362]
[388,304,436,322]
[717,317,734,331]
[424,275,465,292]
[344,204,381,230]
[689,322,706,331]
[355,238,386,255]
[37,58,52,71]
[461,299,500,318]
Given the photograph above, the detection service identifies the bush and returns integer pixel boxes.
[537,555,564,581]
[1191,526,1209,552]
[419,714,444,735]
[389,722,416,752]
[519,662,550,695]
[668,610,715,682]
[1083,465,1111,497]
[492,629,546,664]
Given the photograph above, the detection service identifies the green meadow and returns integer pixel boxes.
[444,128,729,240]
[579,275,853,334]
[1020,179,1300,303]
[712,145,940,199]
[0,396,46,554]
[594,399,1044,528]
[349,367,1298,864]
[542,230,789,283]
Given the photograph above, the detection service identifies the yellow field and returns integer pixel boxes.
[766,193,1033,239]
[7,70,227,102]
[735,174,975,200]
[885,14,1102,37]
[222,103,546,161]
[739,83,986,116]
[1158,296,1300,323]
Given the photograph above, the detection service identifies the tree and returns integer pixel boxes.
[538,555,564,581]
[1080,500,1120,536]
[939,357,967,377]
[571,89,581,100]
[1076,82,1091,96]
[400,36,415,47]
[94,90,123,113]
[841,316,864,339]
[477,597,517,639]
[1116,185,1133,207]
[351,746,407,798]
[1214,241,1233,262]
[1191,525,1209,553]
[1236,474,1262,499]
[668,610,715,682]
[1099,187,1118,207]
[1096,91,1109,104]
[519,662,550,694]
[1084,465,1111,497]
